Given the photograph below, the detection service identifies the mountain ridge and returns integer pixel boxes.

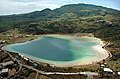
[0,3,120,35]
[0,3,120,19]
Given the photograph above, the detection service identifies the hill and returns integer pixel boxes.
[0,3,120,32]
[0,3,120,48]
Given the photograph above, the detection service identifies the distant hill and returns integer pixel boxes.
[0,4,120,47]
[0,4,120,21]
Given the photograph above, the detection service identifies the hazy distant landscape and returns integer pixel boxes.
[0,3,120,79]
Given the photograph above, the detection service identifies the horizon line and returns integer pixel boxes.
[0,3,120,16]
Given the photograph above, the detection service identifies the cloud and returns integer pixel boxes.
[0,0,61,15]
[0,0,120,15]
[8,0,41,2]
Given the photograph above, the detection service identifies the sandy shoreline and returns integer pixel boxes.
[2,34,111,67]
[72,37,111,67]
[93,37,112,60]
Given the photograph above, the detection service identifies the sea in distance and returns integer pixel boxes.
[2,35,109,67]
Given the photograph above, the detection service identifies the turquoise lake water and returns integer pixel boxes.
[2,35,104,66]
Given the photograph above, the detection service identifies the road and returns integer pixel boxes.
[5,51,98,76]
[45,72,98,75]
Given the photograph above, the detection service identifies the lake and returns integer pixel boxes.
[2,35,109,67]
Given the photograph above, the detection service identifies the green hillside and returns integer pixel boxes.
[0,3,120,48]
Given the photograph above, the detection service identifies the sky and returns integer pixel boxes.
[0,0,120,15]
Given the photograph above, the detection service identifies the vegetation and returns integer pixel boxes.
[0,3,120,73]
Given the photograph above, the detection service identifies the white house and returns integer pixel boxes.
[0,61,14,68]
[0,68,9,78]
[103,68,113,73]
[118,72,120,75]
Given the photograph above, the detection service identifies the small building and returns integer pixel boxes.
[23,56,29,61]
[101,64,105,67]
[103,68,113,73]
[103,68,113,76]
[0,61,14,68]
[0,68,9,78]
[0,40,7,44]
[118,72,120,75]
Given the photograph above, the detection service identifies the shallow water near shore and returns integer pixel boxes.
[2,35,109,67]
